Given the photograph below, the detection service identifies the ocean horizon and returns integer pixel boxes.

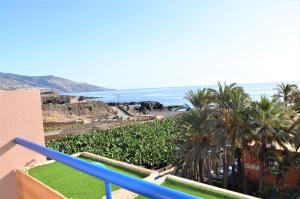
[67,82,300,106]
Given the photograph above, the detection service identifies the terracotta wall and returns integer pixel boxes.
[0,90,46,199]
[243,147,300,188]
[16,170,66,199]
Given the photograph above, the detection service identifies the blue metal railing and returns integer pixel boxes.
[14,137,200,199]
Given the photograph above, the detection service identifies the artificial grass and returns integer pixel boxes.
[136,179,243,199]
[79,156,147,178]
[28,156,147,199]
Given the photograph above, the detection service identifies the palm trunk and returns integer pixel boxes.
[223,152,229,189]
[241,148,247,194]
[205,159,213,185]
[258,158,264,196]
[198,159,204,182]
[200,163,204,182]
[258,144,266,197]
[243,176,248,194]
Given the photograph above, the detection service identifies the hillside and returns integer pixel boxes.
[0,72,109,92]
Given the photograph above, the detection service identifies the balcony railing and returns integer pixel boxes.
[14,137,201,199]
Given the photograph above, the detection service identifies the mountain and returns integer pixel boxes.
[0,72,110,92]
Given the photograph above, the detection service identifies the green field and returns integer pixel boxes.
[47,118,182,169]
[136,180,243,199]
[29,156,147,199]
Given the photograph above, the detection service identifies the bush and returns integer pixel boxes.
[46,118,183,169]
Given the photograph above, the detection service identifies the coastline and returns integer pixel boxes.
[41,92,186,139]
[64,82,296,106]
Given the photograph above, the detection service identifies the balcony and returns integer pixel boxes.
[15,137,257,199]
[0,90,259,199]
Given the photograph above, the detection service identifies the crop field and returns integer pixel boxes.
[47,118,183,169]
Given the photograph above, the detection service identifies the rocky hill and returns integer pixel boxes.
[0,72,109,92]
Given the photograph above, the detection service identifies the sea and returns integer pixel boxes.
[67,82,300,106]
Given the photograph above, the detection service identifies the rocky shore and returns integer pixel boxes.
[41,92,188,138]
[107,101,190,115]
[41,91,115,123]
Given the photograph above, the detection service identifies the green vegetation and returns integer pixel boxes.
[273,83,300,113]
[136,180,242,199]
[175,82,300,197]
[47,118,183,169]
[45,82,300,198]
[29,156,146,199]
[273,83,299,108]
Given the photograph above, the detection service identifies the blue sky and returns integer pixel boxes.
[0,0,299,89]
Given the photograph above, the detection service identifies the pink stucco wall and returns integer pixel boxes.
[0,90,46,199]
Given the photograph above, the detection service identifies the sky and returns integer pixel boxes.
[0,0,299,89]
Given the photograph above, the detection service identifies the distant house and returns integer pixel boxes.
[40,90,58,97]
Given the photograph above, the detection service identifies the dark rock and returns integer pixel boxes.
[78,96,86,101]
[107,102,118,106]
[138,106,148,114]
[112,115,119,120]
[139,101,164,111]
[42,96,70,104]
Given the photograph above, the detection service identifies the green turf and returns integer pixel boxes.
[79,156,147,178]
[28,156,147,199]
[136,179,243,199]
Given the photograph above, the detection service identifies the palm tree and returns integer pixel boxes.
[174,130,217,184]
[273,149,300,198]
[252,96,294,197]
[177,83,254,189]
[273,83,298,106]
[211,82,253,189]
[174,89,217,184]
[291,90,300,112]
[185,88,214,109]
[291,122,300,152]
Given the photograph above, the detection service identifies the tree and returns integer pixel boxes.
[175,83,298,197]
[176,83,254,189]
[291,90,300,112]
[211,82,253,189]
[273,83,298,107]
[252,96,294,197]
[174,89,218,184]
[185,88,214,109]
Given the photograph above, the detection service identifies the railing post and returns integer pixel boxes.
[104,181,112,199]
[93,162,112,199]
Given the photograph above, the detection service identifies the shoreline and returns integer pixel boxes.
[62,82,287,105]
[41,92,187,139]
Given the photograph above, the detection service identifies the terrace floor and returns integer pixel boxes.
[28,156,246,199]
[136,180,243,199]
[28,156,147,199]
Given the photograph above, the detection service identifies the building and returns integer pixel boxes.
[243,142,300,196]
